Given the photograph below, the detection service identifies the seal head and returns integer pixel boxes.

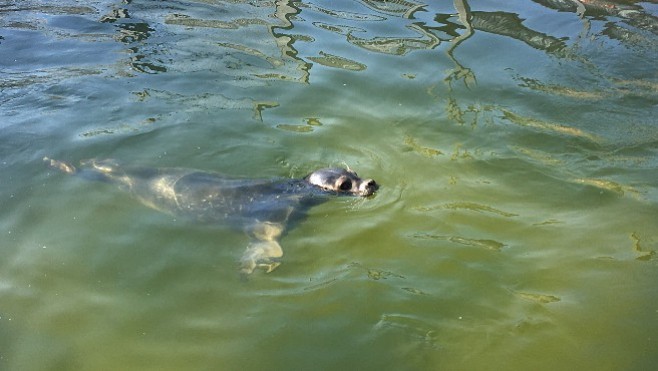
[305,168,378,197]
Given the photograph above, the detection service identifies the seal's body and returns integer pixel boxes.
[45,158,378,274]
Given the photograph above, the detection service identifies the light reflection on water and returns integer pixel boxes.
[1,0,657,370]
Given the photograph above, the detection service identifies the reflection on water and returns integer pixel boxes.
[1,0,657,370]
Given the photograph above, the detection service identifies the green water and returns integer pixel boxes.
[1,0,657,369]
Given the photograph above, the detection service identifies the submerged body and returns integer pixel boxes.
[45,158,378,274]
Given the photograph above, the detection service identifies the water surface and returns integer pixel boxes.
[1,0,657,370]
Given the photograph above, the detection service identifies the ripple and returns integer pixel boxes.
[515,291,561,304]
[304,3,386,21]
[276,123,315,133]
[346,25,441,55]
[516,76,606,100]
[630,232,656,261]
[164,14,269,29]
[361,0,426,18]
[312,22,366,35]
[347,262,406,281]
[501,109,600,142]
[308,51,366,71]
[411,233,506,252]
[373,313,438,349]
[414,202,518,218]
[403,135,443,157]
[574,177,643,199]
[278,117,326,133]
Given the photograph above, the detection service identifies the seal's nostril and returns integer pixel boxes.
[364,179,379,195]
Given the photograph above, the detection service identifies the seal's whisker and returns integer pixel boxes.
[341,161,352,172]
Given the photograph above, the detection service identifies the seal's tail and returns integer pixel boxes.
[44,157,126,184]
[43,157,77,174]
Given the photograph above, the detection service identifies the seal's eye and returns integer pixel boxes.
[339,179,352,191]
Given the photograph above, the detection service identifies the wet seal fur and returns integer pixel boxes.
[44,158,378,275]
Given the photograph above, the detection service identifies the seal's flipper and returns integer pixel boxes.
[44,157,77,174]
[248,221,284,241]
[240,240,283,275]
[240,221,286,274]
[45,157,130,185]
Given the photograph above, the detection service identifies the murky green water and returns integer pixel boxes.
[2,0,657,369]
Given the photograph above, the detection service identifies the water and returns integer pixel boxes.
[1,0,657,369]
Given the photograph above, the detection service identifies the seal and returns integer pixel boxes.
[44,157,378,274]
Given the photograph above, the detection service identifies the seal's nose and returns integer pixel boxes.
[361,179,378,195]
